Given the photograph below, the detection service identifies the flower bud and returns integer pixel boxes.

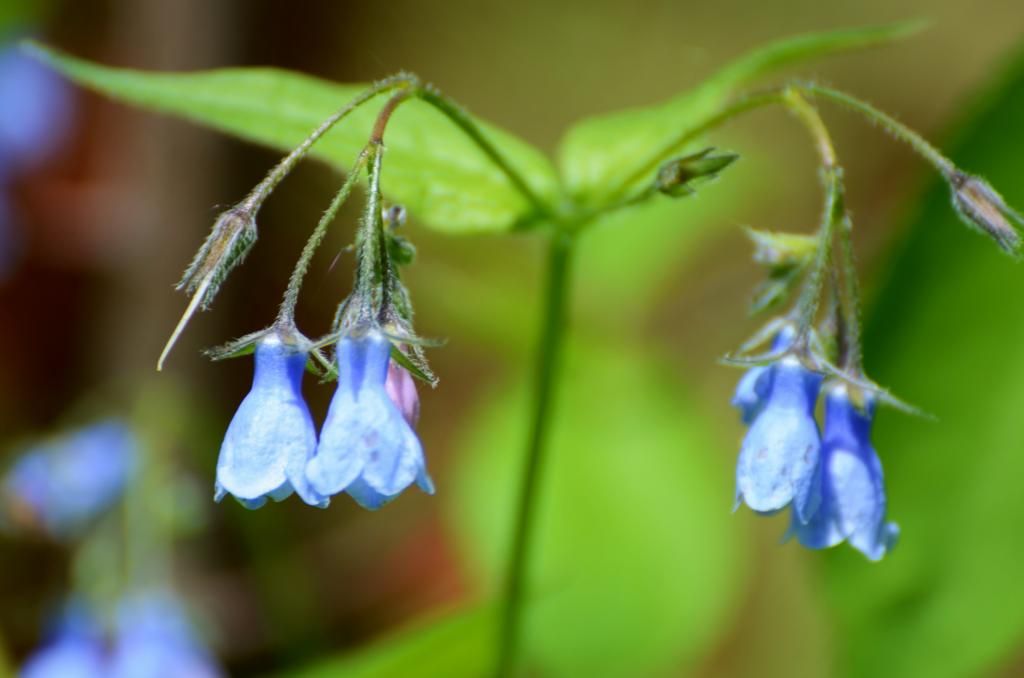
[656,147,738,197]
[950,171,1023,255]
[177,206,257,306]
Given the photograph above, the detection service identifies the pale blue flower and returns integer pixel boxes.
[735,357,822,521]
[790,385,899,561]
[215,333,326,509]
[20,601,105,678]
[108,593,221,678]
[306,330,433,509]
[3,421,135,538]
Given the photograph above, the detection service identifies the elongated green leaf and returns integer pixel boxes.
[821,44,1024,678]
[26,43,559,234]
[285,607,494,678]
[557,22,923,207]
[446,339,748,676]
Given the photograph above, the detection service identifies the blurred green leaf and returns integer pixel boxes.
[447,339,747,676]
[821,45,1024,678]
[25,43,559,234]
[286,607,493,678]
[557,22,923,207]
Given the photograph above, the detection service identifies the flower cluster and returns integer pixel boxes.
[732,326,898,561]
[214,326,433,511]
[2,420,135,539]
[22,594,221,678]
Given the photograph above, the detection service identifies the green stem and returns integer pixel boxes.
[416,88,552,218]
[352,144,386,323]
[277,149,370,325]
[495,230,574,678]
[796,82,956,177]
[782,90,844,338]
[240,74,416,213]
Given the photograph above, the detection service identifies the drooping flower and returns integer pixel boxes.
[735,356,823,522]
[20,600,106,678]
[108,593,222,678]
[731,324,796,425]
[306,329,433,510]
[215,331,326,509]
[3,420,135,539]
[789,385,899,560]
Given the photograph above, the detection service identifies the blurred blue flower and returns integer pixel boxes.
[0,45,73,279]
[306,329,433,510]
[731,324,796,424]
[735,357,822,521]
[789,385,899,561]
[215,332,326,509]
[3,420,135,538]
[108,593,221,678]
[20,600,106,678]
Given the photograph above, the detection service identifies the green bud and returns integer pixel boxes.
[656,147,739,197]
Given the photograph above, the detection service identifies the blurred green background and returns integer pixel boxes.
[2,0,1024,676]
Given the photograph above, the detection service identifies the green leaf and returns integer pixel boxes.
[446,339,748,676]
[557,22,923,207]
[821,44,1024,678]
[285,607,494,678]
[25,42,559,234]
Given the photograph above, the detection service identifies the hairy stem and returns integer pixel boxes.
[241,74,416,213]
[276,150,370,326]
[495,230,574,677]
[796,82,955,177]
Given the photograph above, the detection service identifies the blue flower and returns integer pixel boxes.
[3,421,135,539]
[735,357,823,521]
[789,385,899,560]
[0,46,73,281]
[306,330,433,509]
[215,332,326,509]
[20,600,106,678]
[731,324,796,424]
[108,593,221,678]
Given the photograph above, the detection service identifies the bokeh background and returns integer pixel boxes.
[2,0,1024,676]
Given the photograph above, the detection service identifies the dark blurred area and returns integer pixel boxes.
[2,1,1023,676]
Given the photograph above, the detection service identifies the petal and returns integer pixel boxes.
[731,365,769,425]
[215,389,294,502]
[345,477,392,510]
[736,404,821,516]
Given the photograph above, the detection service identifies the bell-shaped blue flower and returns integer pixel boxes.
[735,357,823,521]
[21,601,106,678]
[306,330,433,509]
[789,385,899,560]
[731,324,796,424]
[108,593,222,678]
[215,333,326,509]
[3,421,135,539]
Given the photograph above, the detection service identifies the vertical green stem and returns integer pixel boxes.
[495,230,574,677]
